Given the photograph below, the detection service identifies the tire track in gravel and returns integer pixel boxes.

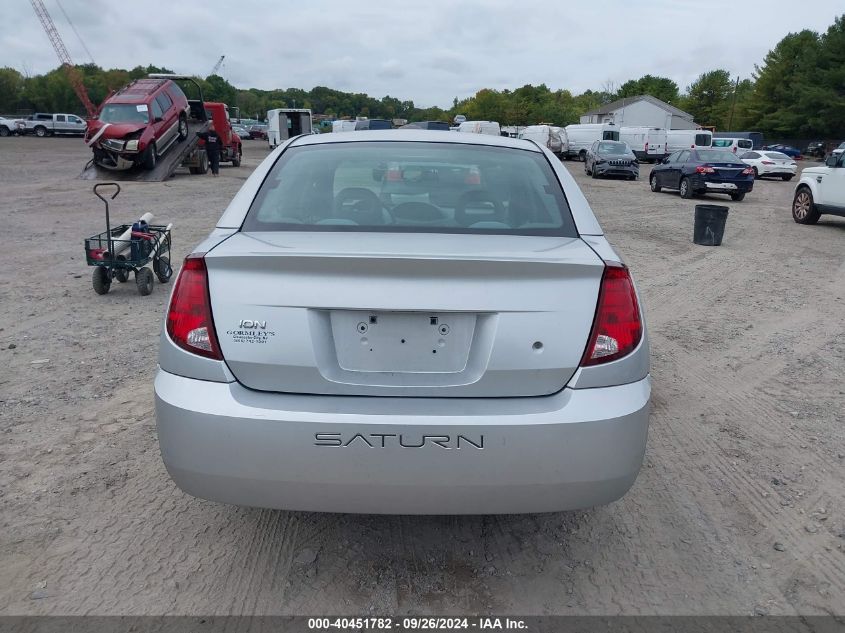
[659,336,845,488]
[650,341,845,596]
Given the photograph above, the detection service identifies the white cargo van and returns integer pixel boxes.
[331,120,357,133]
[712,137,754,156]
[619,126,667,162]
[267,108,313,148]
[457,121,501,136]
[666,129,713,153]
[563,123,619,161]
[519,125,566,155]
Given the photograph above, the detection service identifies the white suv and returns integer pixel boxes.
[792,152,845,224]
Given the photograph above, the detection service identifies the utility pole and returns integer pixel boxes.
[727,75,740,131]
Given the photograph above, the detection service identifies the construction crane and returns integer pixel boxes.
[55,0,95,65]
[209,55,225,76]
[29,0,97,118]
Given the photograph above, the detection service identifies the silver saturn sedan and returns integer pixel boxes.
[155,130,650,514]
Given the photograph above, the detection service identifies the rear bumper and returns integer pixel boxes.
[154,370,651,514]
[691,175,754,193]
[760,167,797,177]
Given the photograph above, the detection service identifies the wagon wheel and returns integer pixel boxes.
[135,268,154,296]
[153,256,172,283]
[114,255,130,282]
[92,267,111,295]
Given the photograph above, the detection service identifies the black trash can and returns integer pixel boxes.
[693,204,729,246]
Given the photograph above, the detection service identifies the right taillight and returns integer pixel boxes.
[581,263,642,366]
[166,253,222,360]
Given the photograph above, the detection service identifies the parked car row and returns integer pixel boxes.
[0,112,86,136]
[577,136,841,219]
[803,140,845,160]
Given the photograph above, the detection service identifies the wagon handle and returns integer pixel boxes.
[93,182,120,202]
[93,183,120,267]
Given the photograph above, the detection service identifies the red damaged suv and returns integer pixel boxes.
[85,78,190,170]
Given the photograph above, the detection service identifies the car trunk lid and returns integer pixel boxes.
[204,232,604,397]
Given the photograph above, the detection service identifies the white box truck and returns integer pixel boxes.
[267,108,313,148]
[563,123,619,161]
[666,129,713,153]
[619,126,667,162]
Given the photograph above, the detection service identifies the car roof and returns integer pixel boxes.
[288,129,541,152]
[109,78,168,104]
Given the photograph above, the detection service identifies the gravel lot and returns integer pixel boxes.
[1,137,843,616]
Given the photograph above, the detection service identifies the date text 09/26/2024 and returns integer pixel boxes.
[307,617,528,630]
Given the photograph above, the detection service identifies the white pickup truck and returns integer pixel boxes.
[791,152,845,224]
[0,116,25,137]
[23,113,87,137]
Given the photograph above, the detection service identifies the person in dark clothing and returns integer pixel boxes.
[196,122,222,176]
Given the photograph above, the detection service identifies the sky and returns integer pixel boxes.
[2,0,842,108]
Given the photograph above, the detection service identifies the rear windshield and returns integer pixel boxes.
[696,149,743,163]
[712,139,732,147]
[98,104,150,124]
[242,141,578,236]
[764,152,791,160]
[602,130,620,141]
[695,134,711,147]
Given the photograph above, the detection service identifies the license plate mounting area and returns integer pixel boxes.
[330,311,475,373]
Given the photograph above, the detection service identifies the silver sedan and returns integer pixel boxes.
[155,130,651,514]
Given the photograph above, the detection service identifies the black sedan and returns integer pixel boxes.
[585,140,639,180]
[650,149,755,201]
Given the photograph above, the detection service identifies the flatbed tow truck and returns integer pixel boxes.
[80,74,222,182]
[80,118,209,182]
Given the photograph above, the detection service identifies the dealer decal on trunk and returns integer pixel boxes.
[226,319,276,344]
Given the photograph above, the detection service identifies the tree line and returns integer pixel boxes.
[1,14,842,138]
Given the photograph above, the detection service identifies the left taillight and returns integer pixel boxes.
[166,253,222,360]
[581,263,642,367]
